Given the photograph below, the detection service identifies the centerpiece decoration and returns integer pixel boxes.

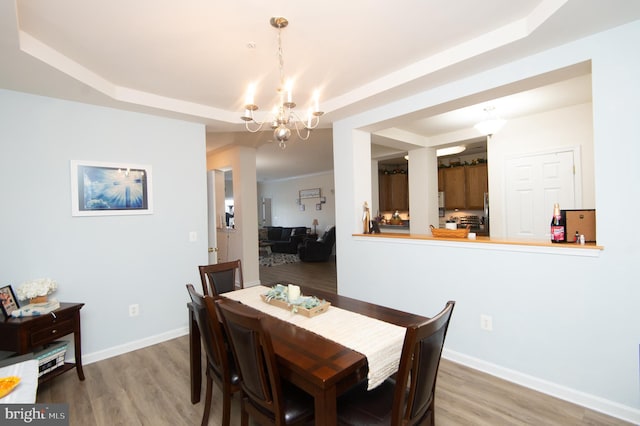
[16,278,58,304]
[262,283,330,317]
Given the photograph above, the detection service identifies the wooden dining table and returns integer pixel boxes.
[188,285,427,426]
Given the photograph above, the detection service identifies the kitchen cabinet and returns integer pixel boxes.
[439,164,487,210]
[442,167,466,209]
[465,164,488,209]
[379,172,408,211]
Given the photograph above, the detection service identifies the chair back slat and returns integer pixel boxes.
[199,260,243,296]
[216,299,286,423]
[393,301,455,425]
[186,285,227,377]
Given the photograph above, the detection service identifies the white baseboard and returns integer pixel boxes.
[443,349,640,425]
[81,326,189,365]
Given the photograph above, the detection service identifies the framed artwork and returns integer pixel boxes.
[299,204,305,211]
[70,160,153,216]
[316,203,322,211]
[299,188,321,199]
[320,196,326,204]
[0,285,19,319]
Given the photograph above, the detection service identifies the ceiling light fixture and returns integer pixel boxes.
[474,106,506,136]
[436,146,466,157]
[241,17,323,149]
[403,145,466,159]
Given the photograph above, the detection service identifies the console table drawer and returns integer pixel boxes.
[30,320,74,346]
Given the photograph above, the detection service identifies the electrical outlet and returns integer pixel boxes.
[480,314,493,331]
[129,304,139,317]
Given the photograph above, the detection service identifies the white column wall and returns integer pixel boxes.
[408,147,438,234]
[207,146,259,286]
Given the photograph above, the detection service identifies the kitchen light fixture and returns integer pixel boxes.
[403,145,467,159]
[436,145,466,157]
[241,17,323,149]
[474,106,506,136]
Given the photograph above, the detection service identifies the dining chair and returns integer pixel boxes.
[337,300,455,426]
[215,298,315,426]
[199,259,243,296]
[186,284,241,426]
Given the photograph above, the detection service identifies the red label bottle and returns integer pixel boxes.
[550,203,565,243]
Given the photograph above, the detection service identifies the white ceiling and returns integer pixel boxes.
[2,1,639,180]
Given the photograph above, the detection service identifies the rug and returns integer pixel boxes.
[259,253,301,267]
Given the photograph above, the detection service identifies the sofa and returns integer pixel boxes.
[298,226,336,262]
[260,226,309,254]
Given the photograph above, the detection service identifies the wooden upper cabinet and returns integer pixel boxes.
[439,164,488,210]
[442,167,466,209]
[465,164,488,209]
[379,173,409,211]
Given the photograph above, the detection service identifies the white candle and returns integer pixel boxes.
[313,90,320,112]
[286,80,293,103]
[288,284,301,301]
[245,84,255,106]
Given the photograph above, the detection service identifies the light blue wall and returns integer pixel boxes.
[333,21,640,422]
[0,90,209,359]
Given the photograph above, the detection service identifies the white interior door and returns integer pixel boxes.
[206,170,218,264]
[506,150,576,240]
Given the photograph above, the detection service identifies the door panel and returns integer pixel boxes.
[506,150,575,240]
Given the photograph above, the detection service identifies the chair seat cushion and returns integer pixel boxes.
[247,381,314,424]
[337,379,396,425]
[281,381,315,423]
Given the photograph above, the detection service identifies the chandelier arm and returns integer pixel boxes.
[291,120,312,141]
[289,110,321,130]
[244,120,267,133]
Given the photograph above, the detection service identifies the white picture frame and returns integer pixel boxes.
[299,188,321,199]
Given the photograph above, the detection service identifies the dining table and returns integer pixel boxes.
[188,284,428,426]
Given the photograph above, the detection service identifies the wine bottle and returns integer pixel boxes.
[550,203,565,243]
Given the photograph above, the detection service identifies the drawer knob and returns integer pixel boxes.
[51,329,57,334]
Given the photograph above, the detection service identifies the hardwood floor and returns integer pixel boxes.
[36,259,629,425]
[258,255,337,293]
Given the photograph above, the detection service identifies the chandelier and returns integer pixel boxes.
[241,17,323,149]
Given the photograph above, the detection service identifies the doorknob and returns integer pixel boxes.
[208,247,218,253]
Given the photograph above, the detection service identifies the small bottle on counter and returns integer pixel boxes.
[574,231,579,243]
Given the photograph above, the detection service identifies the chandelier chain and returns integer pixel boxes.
[277,29,285,87]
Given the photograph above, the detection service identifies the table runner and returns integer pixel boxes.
[224,285,405,390]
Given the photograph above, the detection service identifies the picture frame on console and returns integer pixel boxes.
[70,160,153,216]
[0,285,19,319]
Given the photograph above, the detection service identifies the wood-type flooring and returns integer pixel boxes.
[36,257,629,425]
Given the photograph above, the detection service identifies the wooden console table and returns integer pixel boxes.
[0,302,85,384]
